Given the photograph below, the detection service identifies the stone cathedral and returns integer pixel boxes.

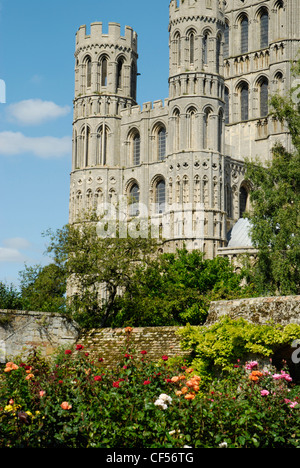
[69,0,300,260]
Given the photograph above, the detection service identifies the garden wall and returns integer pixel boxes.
[0,310,80,363]
[0,295,299,365]
[206,295,300,326]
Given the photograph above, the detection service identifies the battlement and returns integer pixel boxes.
[120,99,169,118]
[76,22,137,51]
[169,0,225,21]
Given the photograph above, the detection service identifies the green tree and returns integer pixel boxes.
[244,63,300,295]
[0,282,23,310]
[19,263,66,313]
[115,248,256,327]
[45,220,158,328]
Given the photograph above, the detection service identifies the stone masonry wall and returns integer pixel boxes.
[0,310,79,363]
[206,296,300,326]
[0,295,299,366]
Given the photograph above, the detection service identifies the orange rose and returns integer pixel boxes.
[175,390,182,396]
[184,393,195,400]
[181,386,188,394]
[25,373,34,380]
[61,402,72,410]
[171,376,179,382]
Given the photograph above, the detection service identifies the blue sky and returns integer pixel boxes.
[0,0,170,286]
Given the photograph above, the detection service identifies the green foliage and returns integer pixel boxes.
[19,263,66,313]
[0,282,23,310]
[0,341,299,448]
[244,61,300,295]
[116,249,256,327]
[179,317,300,375]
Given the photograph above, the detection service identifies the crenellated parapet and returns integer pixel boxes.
[74,22,138,102]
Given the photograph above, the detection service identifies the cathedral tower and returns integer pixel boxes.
[72,22,138,172]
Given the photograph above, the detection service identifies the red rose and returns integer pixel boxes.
[143,380,151,385]
[113,381,120,388]
[65,350,72,355]
[141,350,147,355]
[76,344,84,350]
[94,376,102,382]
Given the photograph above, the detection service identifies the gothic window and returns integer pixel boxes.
[239,82,249,121]
[259,9,269,49]
[174,32,181,68]
[259,77,269,117]
[173,108,180,151]
[218,110,223,152]
[240,15,249,54]
[100,56,108,87]
[216,34,222,74]
[239,186,248,218]
[187,107,196,149]
[224,21,229,58]
[117,57,124,89]
[275,0,284,38]
[155,179,166,214]
[188,30,195,66]
[158,126,166,161]
[85,56,92,88]
[132,131,141,166]
[203,107,212,149]
[129,183,140,217]
[202,31,209,66]
[131,61,137,101]
[224,87,229,124]
[97,124,109,165]
[274,71,284,95]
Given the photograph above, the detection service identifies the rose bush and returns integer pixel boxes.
[0,340,299,448]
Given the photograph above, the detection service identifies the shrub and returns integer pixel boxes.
[0,337,299,448]
[178,317,300,376]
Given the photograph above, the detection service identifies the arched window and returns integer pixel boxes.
[224,87,230,124]
[216,34,222,74]
[158,127,166,161]
[202,31,209,66]
[203,108,212,149]
[260,9,269,49]
[240,15,249,54]
[259,77,269,117]
[239,82,249,121]
[97,124,109,165]
[131,61,137,100]
[224,21,229,58]
[173,109,180,151]
[129,183,140,217]
[187,107,196,149]
[239,186,248,218]
[100,56,108,87]
[85,56,92,88]
[132,132,141,165]
[218,110,223,152]
[188,30,195,66]
[156,179,166,214]
[117,57,124,89]
[174,32,181,68]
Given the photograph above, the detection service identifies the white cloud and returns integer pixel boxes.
[0,247,28,263]
[7,99,71,126]
[3,238,32,250]
[0,131,72,158]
